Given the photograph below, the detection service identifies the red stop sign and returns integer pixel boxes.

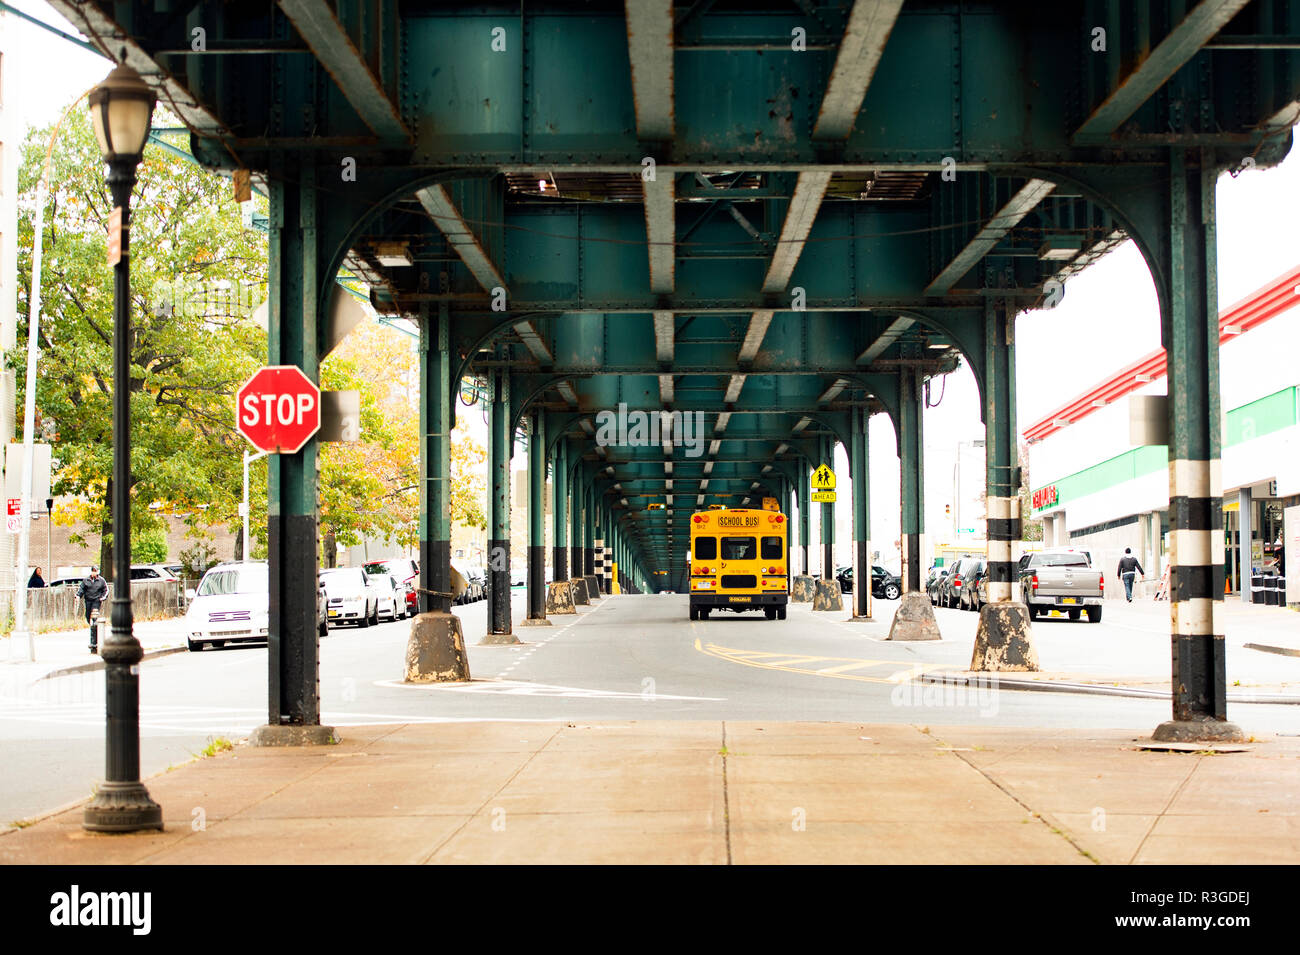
[236,366,321,453]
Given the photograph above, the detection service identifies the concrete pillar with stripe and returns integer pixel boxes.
[968,300,1037,669]
[1154,150,1239,742]
[983,300,1019,604]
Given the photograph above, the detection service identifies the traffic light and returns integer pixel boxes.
[945,504,951,517]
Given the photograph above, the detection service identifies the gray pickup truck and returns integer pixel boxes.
[1018,549,1104,623]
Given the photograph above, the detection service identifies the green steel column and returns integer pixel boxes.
[983,300,1019,603]
[1158,149,1236,740]
[526,409,546,621]
[418,303,452,614]
[820,435,835,579]
[850,406,872,619]
[797,457,811,576]
[265,163,322,730]
[899,368,925,593]
[552,438,567,586]
[485,369,514,640]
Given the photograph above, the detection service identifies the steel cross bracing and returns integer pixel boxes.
[50,0,1300,734]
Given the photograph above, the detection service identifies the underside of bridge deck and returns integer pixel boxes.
[52,0,1300,740]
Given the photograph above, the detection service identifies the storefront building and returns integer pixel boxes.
[1026,266,1299,606]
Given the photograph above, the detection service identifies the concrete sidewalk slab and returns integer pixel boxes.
[2,720,1297,865]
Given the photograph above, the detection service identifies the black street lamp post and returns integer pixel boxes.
[82,64,162,833]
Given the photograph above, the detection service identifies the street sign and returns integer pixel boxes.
[811,490,836,503]
[761,497,779,511]
[811,463,836,490]
[235,366,322,454]
[6,498,20,534]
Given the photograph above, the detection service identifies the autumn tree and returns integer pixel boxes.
[14,105,267,578]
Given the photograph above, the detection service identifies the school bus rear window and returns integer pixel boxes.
[694,536,717,560]
[721,537,756,560]
[761,536,783,559]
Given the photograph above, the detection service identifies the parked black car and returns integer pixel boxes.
[835,565,902,600]
[928,563,959,606]
[955,557,988,611]
[940,556,982,609]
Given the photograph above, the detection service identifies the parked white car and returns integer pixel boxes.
[321,567,378,628]
[372,574,406,621]
[184,562,271,652]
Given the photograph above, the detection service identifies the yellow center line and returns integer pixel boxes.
[694,639,947,685]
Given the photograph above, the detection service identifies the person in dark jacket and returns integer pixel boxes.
[27,567,45,588]
[1117,548,1144,602]
[76,566,108,653]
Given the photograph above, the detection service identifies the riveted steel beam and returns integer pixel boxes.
[1074,0,1252,142]
[644,177,677,295]
[625,0,675,140]
[278,0,409,142]
[856,316,913,364]
[813,0,906,140]
[925,179,1056,295]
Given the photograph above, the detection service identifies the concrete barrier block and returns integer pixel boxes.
[886,592,942,641]
[250,724,338,746]
[812,577,843,612]
[969,601,1039,670]
[791,575,815,602]
[403,611,471,682]
[570,578,590,605]
[584,575,602,599]
[545,581,577,614]
[1152,719,1246,743]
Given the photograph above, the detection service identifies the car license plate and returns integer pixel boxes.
[328,610,339,617]
[728,596,752,603]
[1059,597,1077,605]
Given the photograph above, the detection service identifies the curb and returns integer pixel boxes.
[35,646,188,682]
[918,670,1300,706]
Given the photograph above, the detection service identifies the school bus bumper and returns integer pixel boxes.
[690,593,787,609]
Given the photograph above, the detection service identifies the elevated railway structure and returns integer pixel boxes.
[49,0,1300,741]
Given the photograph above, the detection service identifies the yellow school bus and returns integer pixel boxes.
[688,508,788,621]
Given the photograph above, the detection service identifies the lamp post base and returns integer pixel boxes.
[83,780,163,833]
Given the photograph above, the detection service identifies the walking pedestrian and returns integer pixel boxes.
[76,566,108,653]
[27,566,46,588]
[1117,548,1144,602]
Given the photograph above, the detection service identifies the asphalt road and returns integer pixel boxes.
[3,591,1298,824]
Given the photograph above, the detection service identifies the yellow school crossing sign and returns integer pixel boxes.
[811,463,836,503]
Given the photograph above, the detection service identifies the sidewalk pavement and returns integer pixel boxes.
[0,618,188,687]
[2,720,1295,864]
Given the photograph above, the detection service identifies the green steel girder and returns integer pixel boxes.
[66,1,1299,168]
[53,0,1300,592]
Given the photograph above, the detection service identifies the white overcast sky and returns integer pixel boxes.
[10,2,1300,564]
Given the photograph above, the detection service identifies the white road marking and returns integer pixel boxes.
[373,678,724,701]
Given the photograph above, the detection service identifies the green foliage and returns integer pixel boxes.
[177,536,217,577]
[131,526,168,564]
[15,104,269,558]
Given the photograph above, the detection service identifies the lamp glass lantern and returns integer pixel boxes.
[87,65,157,162]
